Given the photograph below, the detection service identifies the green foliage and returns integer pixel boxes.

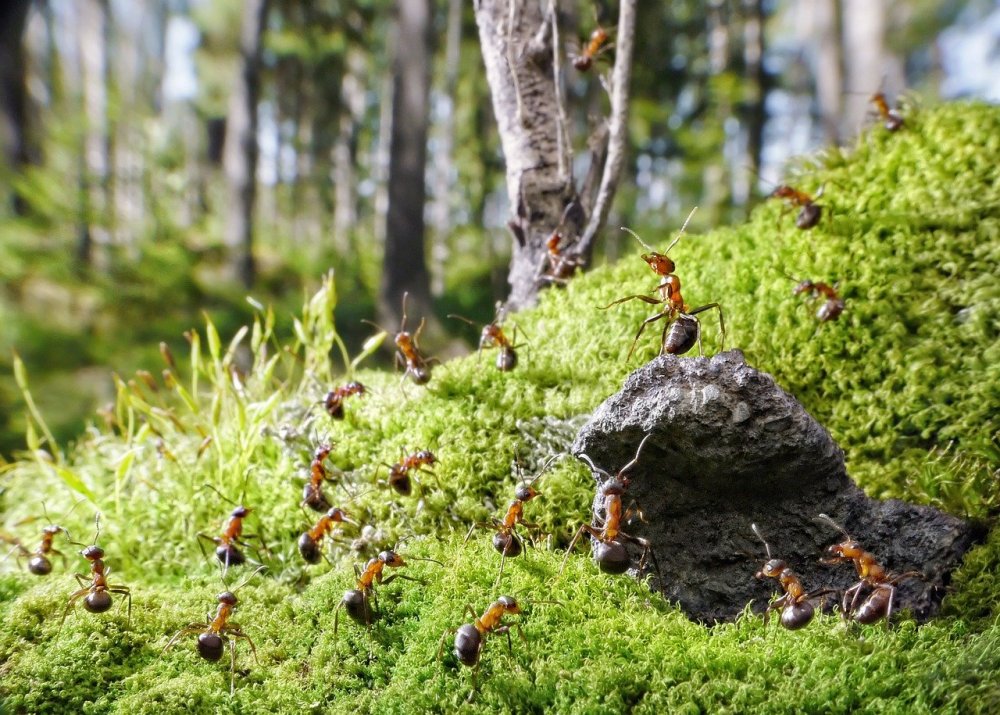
[1,102,999,713]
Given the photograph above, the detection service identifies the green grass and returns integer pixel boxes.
[1,101,999,713]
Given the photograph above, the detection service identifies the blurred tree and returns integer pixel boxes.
[0,0,37,216]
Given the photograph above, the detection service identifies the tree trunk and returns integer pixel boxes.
[809,0,844,144]
[0,0,35,215]
[380,0,433,327]
[223,0,270,289]
[742,0,768,176]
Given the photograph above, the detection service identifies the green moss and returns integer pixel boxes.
[1,101,999,713]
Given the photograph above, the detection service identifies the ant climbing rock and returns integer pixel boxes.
[438,596,526,702]
[62,515,131,627]
[768,183,825,230]
[560,434,662,580]
[162,566,264,695]
[323,382,366,420]
[817,514,923,625]
[605,215,725,359]
[378,449,438,497]
[298,508,358,565]
[449,304,525,372]
[751,524,832,630]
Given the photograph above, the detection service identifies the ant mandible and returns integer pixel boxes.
[62,514,132,627]
[323,381,366,420]
[162,566,264,695]
[605,215,725,359]
[448,303,526,372]
[780,270,846,322]
[816,514,923,625]
[302,443,338,512]
[438,596,526,702]
[768,183,825,230]
[465,454,557,586]
[298,507,358,564]
[751,523,832,630]
[870,92,904,132]
[560,434,662,580]
[378,449,438,497]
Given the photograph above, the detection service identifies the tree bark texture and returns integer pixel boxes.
[0,0,35,215]
[474,0,581,311]
[223,0,270,288]
[380,0,433,327]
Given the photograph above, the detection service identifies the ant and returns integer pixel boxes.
[816,514,923,625]
[780,270,846,322]
[572,24,612,72]
[1,503,77,575]
[538,231,585,285]
[870,92,904,132]
[448,304,525,372]
[768,183,825,230]
[464,455,557,586]
[323,381,366,420]
[298,507,358,564]
[334,548,441,634]
[378,449,438,497]
[371,291,438,386]
[162,566,264,695]
[438,596,526,702]
[62,514,131,627]
[560,434,662,580]
[751,524,832,630]
[606,217,725,359]
[197,480,265,575]
[302,443,339,512]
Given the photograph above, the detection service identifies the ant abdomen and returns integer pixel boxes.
[28,555,52,575]
[497,348,517,372]
[302,484,331,512]
[343,589,375,625]
[216,544,246,567]
[594,540,630,574]
[84,591,114,613]
[453,624,482,667]
[780,600,815,630]
[492,532,522,558]
[796,204,822,230]
[817,299,845,322]
[389,471,412,496]
[297,534,322,564]
[411,367,432,385]
[853,589,890,624]
[664,315,700,355]
[197,632,226,661]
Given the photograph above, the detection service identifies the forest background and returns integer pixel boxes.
[0,0,996,457]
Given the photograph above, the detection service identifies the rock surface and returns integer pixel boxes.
[572,350,978,623]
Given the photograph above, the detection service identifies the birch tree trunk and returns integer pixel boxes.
[223,0,270,288]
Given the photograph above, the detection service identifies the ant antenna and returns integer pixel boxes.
[751,523,772,560]
[400,291,410,331]
[618,433,655,480]
[815,513,851,538]
[663,206,698,254]
[621,226,656,253]
[201,483,239,508]
[576,452,614,482]
[225,564,267,592]
[91,513,102,545]
[776,266,803,283]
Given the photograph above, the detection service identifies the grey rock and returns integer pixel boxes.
[571,350,978,623]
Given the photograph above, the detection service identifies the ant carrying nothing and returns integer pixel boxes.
[779,270,846,322]
[298,507,359,565]
[323,381,366,420]
[448,303,526,372]
[366,291,439,386]
[751,523,832,630]
[62,514,132,628]
[196,478,267,576]
[377,449,438,497]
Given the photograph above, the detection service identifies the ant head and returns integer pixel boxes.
[755,558,787,580]
[378,550,406,567]
[792,279,815,296]
[640,252,676,276]
[326,507,357,525]
[601,480,627,496]
[546,232,563,252]
[415,450,436,464]
[345,381,366,394]
[514,483,539,502]
[497,595,521,613]
[81,545,104,561]
[42,524,64,536]
[231,505,252,519]
[217,590,239,606]
[314,443,334,459]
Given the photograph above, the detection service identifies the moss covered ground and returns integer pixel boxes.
[1,101,999,713]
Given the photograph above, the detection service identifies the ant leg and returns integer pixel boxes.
[162,624,207,652]
[602,294,662,310]
[110,586,132,627]
[437,627,457,661]
[229,637,237,696]
[463,604,478,621]
[60,588,91,627]
[228,628,259,664]
[494,543,510,590]
[74,572,90,588]
[627,311,670,361]
[884,584,897,627]
[559,524,602,578]
[687,303,725,353]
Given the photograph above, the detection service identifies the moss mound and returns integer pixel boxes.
[1,101,998,713]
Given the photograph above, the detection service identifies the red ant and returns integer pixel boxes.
[572,24,612,71]
[538,231,585,284]
[870,92,904,132]
[1,503,77,575]
[768,183,825,230]
[606,218,725,359]
[163,566,264,695]
[390,292,437,385]
[334,548,441,634]
[465,455,557,586]
[816,514,923,625]
[323,381,366,420]
[560,434,662,580]
[449,304,525,372]
[751,524,832,630]
[197,480,265,575]
[378,449,438,497]
[780,270,846,322]
[438,596,526,702]
[302,443,338,512]
[62,514,131,627]
[298,507,358,564]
